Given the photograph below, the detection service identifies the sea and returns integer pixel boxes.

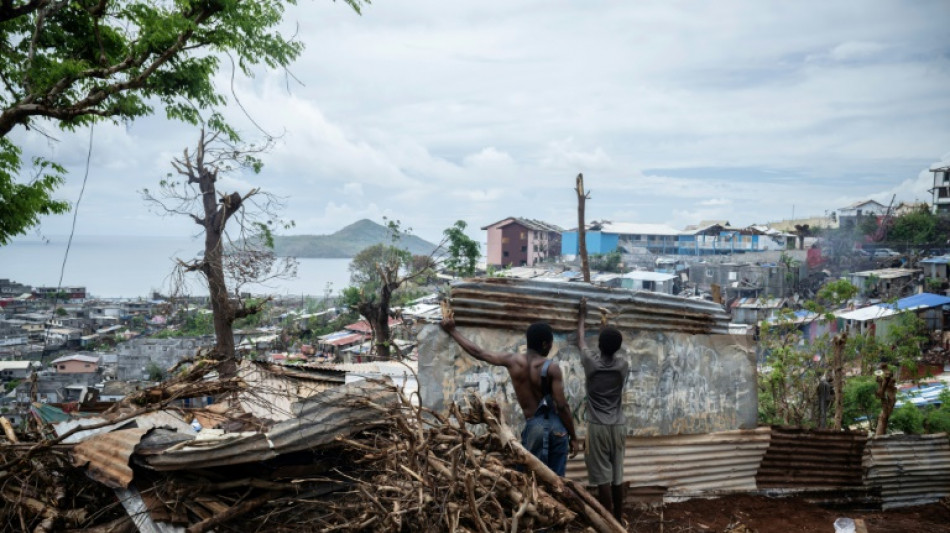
[0,235,353,299]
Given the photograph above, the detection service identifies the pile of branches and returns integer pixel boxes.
[0,443,128,533]
[2,363,625,532]
[304,387,623,533]
[0,358,242,533]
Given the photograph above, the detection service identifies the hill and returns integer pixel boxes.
[273,219,439,258]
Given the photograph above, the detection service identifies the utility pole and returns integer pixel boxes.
[576,173,591,283]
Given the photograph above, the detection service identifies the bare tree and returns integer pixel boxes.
[142,129,296,375]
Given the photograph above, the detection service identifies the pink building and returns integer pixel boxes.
[50,354,100,374]
[481,217,563,268]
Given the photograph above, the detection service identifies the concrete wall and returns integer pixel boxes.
[418,324,757,437]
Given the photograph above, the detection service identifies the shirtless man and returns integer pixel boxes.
[440,317,578,475]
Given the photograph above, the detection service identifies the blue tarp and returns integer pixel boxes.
[881,293,950,311]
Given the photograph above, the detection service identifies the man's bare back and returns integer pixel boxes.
[440,316,578,456]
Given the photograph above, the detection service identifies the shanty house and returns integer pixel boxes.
[835,306,898,339]
[620,271,677,294]
[482,217,563,268]
[849,268,920,299]
[0,360,39,380]
[731,297,788,325]
[921,256,950,284]
[880,293,950,332]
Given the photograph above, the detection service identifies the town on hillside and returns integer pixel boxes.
[1,175,950,530]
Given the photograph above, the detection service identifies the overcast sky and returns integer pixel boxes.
[9,0,950,245]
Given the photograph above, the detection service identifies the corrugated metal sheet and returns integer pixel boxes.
[864,433,950,510]
[566,427,771,493]
[144,380,398,470]
[447,278,730,334]
[756,426,867,489]
[72,428,150,489]
[53,410,194,444]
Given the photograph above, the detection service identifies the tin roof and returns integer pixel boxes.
[144,380,397,470]
[447,278,730,335]
[882,293,950,311]
[835,306,898,322]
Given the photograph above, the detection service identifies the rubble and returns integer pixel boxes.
[0,357,622,532]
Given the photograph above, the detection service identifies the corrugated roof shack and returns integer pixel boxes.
[419,278,757,436]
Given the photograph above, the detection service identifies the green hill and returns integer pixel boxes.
[273,219,439,258]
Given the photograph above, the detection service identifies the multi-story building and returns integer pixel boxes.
[931,164,950,215]
[33,286,87,301]
[482,217,563,268]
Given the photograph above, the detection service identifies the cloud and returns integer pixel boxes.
[6,0,948,246]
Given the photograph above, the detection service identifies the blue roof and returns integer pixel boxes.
[920,256,950,264]
[896,382,947,408]
[881,293,950,311]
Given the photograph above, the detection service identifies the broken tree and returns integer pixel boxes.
[142,129,296,375]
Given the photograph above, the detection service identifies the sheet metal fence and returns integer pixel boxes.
[568,426,949,509]
[864,433,950,510]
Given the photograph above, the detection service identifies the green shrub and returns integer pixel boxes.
[889,402,925,434]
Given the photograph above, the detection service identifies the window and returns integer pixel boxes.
[503,251,509,257]
[59,365,66,370]
[521,246,527,252]
[520,232,526,240]
[501,237,510,244]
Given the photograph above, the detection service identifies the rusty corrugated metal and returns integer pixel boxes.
[144,380,398,470]
[72,428,150,489]
[448,278,730,334]
[864,433,950,510]
[566,427,771,493]
[756,426,867,489]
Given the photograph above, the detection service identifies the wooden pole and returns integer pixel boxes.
[832,332,847,430]
[576,173,591,283]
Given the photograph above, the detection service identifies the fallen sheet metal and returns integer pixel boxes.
[757,426,867,489]
[144,379,398,470]
[864,433,950,510]
[566,427,771,493]
[447,278,730,334]
[72,428,150,489]
[52,410,194,444]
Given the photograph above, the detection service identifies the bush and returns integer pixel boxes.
[842,376,880,431]
[889,402,925,434]
[924,408,950,434]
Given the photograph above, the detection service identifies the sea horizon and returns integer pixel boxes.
[0,234,354,299]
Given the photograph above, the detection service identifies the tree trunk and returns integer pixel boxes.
[196,148,238,376]
[575,173,590,283]
[875,364,896,436]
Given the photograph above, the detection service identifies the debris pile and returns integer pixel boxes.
[0,358,623,532]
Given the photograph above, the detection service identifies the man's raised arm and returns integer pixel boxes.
[577,297,588,351]
[441,316,513,367]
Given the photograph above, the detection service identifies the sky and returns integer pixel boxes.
[8,0,950,245]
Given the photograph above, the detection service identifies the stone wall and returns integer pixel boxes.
[417,324,757,437]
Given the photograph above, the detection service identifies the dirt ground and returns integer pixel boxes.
[623,494,950,533]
